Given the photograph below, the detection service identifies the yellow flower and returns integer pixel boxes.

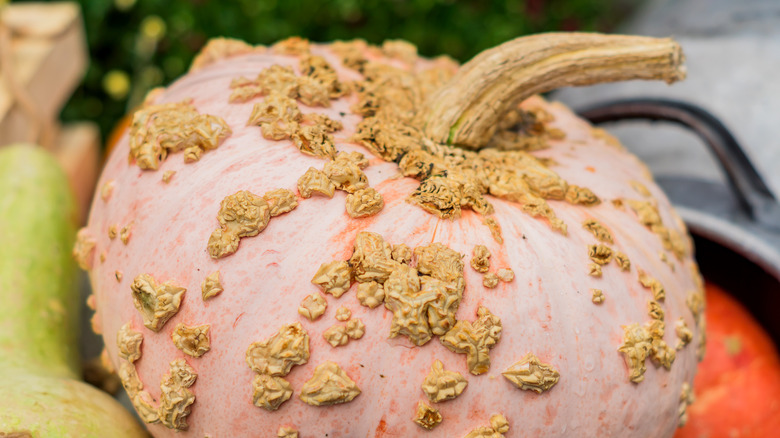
[141,15,166,41]
[102,70,130,100]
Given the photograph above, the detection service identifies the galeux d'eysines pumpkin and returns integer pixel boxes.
[77,33,705,437]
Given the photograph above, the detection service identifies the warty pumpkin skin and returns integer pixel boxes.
[78,35,704,437]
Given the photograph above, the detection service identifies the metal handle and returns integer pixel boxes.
[577,98,780,231]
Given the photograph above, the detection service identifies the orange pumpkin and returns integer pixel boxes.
[674,282,780,438]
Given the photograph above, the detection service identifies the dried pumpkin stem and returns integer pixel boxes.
[422,32,686,149]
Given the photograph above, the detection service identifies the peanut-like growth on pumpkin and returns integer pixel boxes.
[345,187,384,218]
[246,322,310,411]
[129,100,231,170]
[118,362,160,424]
[311,261,353,297]
[323,153,369,194]
[117,323,143,363]
[582,219,613,244]
[252,374,293,411]
[299,361,361,406]
[496,268,514,283]
[322,318,365,347]
[117,325,199,430]
[628,199,688,260]
[619,297,678,383]
[356,281,384,308]
[235,56,350,159]
[591,289,605,304]
[119,223,132,245]
[162,170,176,183]
[171,323,211,357]
[349,232,398,284]
[335,306,352,321]
[73,228,96,271]
[675,317,693,350]
[615,252,631,271]
[345,319,366,339]
[502,353,560,394]
[108,224,118,240]
[277,426,299,438]
[677,382,695,427]
[421,359,468,403]
[686,263,707,361]
[246,322,310,376]
[130,273,186,332]
[413,401,443,430]
[440,306,502,375]
[158,359,198,430]
[208,191,271,259]
[483,273,499,289]
[470,245,491,273]
[263,188,298,217]
[464,413,510,438]
[297,167,336,198]
[588,244,614,265]
[638,270,666,301]
[298,292,327,320]
[620,325,651,383]
[384,265,439,345]
[201,271,223,300]
[207,187,299,259]
[323,324,349,348]
[303,229,506,384]
[100,179,115,201]
[484,217,503,244]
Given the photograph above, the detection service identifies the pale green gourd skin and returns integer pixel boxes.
[0,144,147,437]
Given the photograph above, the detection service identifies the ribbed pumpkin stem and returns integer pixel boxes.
[422,32,686,149]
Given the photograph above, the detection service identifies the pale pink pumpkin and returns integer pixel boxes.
[80,34,704,437]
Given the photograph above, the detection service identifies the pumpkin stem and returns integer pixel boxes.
[421,32,686,149]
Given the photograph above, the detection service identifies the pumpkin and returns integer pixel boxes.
[0,145,146,437]
[674,282,780,438]
[77,33,706,437]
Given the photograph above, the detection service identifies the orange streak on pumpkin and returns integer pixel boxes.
[232,312,245,329]
[374,418,387,437]
[430,218,440,243]
[328,205,382,258]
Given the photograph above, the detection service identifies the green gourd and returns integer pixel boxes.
[0,144,147,437]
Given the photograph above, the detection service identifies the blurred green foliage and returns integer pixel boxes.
[47,0,635,141]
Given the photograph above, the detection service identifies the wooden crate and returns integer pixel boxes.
[1,2,98,222]
[0,2,87,146]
